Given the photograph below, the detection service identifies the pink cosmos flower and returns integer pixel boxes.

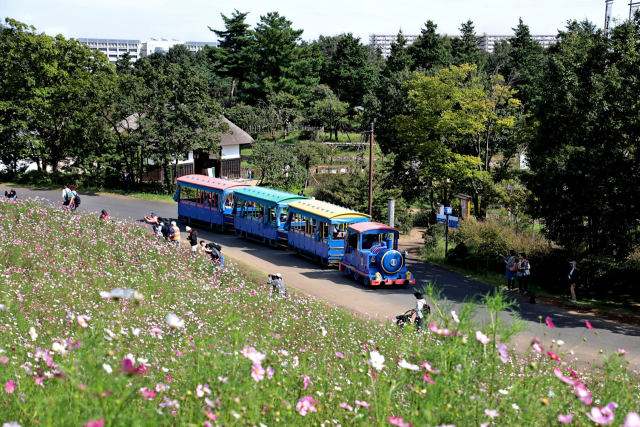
[339,402,353,411]
[77,315,89,328]
[497,343,508,363]
[335,351,345,359]
[83,419,105,427]
[0,356,8,364]
[586,402,618,425]
[553,367,578,386]
[139,387,156,400]
[120,357,147,375]
[388,415,413,427]
[618,348,627,355]
[586,320,595,330]
[624,412,640,427]
[423,374,435,384]
[429,323,461,336]
[300,374,313,390]
[531,337,543,354]
[573,382,593,405]
[5,380,17,393]
[421,361,440,374]
[296,396,318,416]
[558,414,573,424]
[475,330,490,345]
[545,316,554,328]
[266,366,274,379]
[355,400,370,408]
[241,347,266,364]
[251,364,266,382]
[485,409,499,418]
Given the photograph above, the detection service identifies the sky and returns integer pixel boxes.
[0,0,632,43]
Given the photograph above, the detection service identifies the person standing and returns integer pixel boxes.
[123,170,132,195]
[517,253,531,294]
[501,250,517,291]
[412,292,427,331]
[568,261,579,303]
[186,226,198,253]
[61,184,73,211]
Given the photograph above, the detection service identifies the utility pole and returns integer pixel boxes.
[368,123,374,217]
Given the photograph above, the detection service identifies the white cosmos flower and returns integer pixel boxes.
[103,363,113,374]
[52,342,67,355]
[131,328,141,337]
[451,310,460,323]
[166,313,184,329]
[29,327,38,341]
[398,359,420,371]
[369,350,385,370]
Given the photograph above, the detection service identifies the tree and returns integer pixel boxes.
[209,10,254,106]
[134,47,225,190]
[249,141,307,191]
[307,85,348,141]
[324,34,375,106]
[408,20,451,72]
[528,19,640,258]
[385,31,413,74]
[392,64,522,215]
[248,12,309,100]
[451,20,486,68]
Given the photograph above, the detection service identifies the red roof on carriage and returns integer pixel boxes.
[348,222,399,233]
[177,174,250,191]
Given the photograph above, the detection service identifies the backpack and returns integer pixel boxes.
[64,190,71,202]
[74,194,81,206]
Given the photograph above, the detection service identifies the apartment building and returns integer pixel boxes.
[77,38,218,64]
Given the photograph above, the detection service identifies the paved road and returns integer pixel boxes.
[6,185,640,369]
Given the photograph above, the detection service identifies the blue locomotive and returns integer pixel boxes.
[339,222,414,286]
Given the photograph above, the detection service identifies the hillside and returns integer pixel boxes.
[0,199,638,426]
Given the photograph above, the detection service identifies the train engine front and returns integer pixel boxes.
[340,222,415,286]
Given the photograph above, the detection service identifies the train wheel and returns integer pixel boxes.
[362,276,370,286]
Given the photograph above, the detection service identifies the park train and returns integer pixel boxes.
[174,174,415,287]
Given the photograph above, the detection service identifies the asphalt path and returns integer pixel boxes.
[5,185,640,370]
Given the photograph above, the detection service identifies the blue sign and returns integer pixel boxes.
[444,207,453,215]
[448,216,459,229]
[436,214,447,223]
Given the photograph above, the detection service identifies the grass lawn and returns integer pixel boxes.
[1,198,639,426]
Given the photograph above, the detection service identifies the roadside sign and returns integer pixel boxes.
[436,214,447,223]
[448,216,459,229]
[444,206,453,215]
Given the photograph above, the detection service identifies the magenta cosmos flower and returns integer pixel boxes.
[586,402,618,425]
[545,316,554,328]
[558,414,573,424]
[296,396,318,416]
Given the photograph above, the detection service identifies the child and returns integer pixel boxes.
[99,210,110,220]
[412,292,427,331]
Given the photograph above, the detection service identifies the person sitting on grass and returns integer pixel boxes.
[144,212,159,224]
[99,210,110,220]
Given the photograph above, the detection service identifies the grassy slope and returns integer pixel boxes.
[0,199,638,426]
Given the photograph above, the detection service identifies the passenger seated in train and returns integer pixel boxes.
[332,225,345,239]
[362,234,379,250]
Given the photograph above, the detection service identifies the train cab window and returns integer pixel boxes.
[361,233,380,250]
[347,232,358,252]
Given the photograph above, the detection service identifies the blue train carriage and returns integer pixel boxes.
[285,199,370,266]
[232,187,308,247]
[175,174,252,230]
[339,222,415,286]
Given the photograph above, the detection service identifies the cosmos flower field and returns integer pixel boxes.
[0,199,639,426]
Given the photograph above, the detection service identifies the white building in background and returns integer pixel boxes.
[369,32,556,57]
[77,38,218,64]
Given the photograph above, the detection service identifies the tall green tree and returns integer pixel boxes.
[408,20,451,71]
[385,32,413,74]
[209,10,254,106]
[451,20,486,68]
[324,34,375,106]
[528,19,640,258]
[249,141,307,190]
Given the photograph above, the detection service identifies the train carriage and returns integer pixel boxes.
[232,187,308,247]
[285,199,370,266]
[175,175,252,230]
[339,222,415,286]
